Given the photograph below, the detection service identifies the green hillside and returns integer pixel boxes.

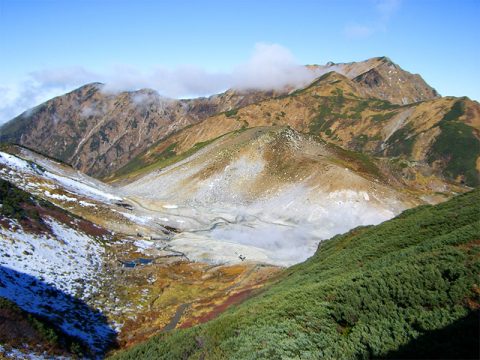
[111,189,480,360]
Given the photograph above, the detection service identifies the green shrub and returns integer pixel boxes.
[386,124,416,157]
[0,178,36,220]
[0,296,87,356]
[427,101,479,186]
[371,111,397,122]
[225,109,238,117]
[442,100,464,122]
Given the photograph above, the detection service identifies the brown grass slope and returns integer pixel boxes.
[111,71,479,187]
[0,84,285,177]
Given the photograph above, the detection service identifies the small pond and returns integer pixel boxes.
[121,258,153,268]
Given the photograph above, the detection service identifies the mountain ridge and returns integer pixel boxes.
[308,56,440,104]
[0,83,287,177]
[0,56,442,179]
[108,71,479,187]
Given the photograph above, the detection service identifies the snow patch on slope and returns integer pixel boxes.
[0,218,114,355]
[44,171,121,202]
[0,218,104,299]
[0,150,121,204]
[0,345,70,360]
[0,152,33,172]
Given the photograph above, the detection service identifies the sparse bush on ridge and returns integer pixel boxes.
[225,109,238,117]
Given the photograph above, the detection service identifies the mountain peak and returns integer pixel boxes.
[305,56,438,104]
[375,55,393,63]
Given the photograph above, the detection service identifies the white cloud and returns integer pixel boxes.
[0,67,99,125]
[101,64,230,96]
[230,43,316,90]
[344,24,375,39]
[376,0,401,22]
[30,66,98,88]
[0,43,322,125]
[344,0,402,39]
[80,104,105,118]
[0,82,70,125]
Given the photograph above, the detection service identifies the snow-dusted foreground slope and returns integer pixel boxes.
[0,218,115,356]
[0,150,120,356]
[0,150,121,203]
[0,218,105,298]
[0,149,158,237]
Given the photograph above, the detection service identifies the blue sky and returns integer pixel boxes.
[0,0,479,123]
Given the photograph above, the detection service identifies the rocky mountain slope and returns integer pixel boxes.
[0,57,441,179]
[118,126,423,265]
[0,85,284,177]
[310,56,440,104]
[110,70,479,187]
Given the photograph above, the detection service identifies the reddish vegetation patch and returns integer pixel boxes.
[75,219,109,237]
[457,239,480,251]
[0,308,38,344]
[35,205,71,224]
[11,206,51,235]
[21,203,109,238]
[180,288,256,328]
[112,264,278,350]
[0,218,15,230]
[466,298,480,310]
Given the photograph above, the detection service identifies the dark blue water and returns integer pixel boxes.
[121,258,153,268]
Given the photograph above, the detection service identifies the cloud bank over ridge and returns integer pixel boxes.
[0,43,320,125]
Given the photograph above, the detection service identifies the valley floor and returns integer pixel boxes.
[0,141,474,359]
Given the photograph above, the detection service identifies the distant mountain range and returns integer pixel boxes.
[4,56,475,186]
